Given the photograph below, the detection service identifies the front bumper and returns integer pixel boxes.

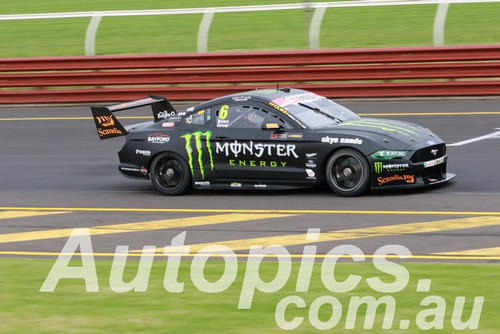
[370,144,455,189]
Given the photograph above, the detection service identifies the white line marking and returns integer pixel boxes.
[447,128,500,147]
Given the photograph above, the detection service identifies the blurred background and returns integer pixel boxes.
[1,0,499,57]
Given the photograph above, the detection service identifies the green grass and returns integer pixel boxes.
[0,1,499,57]
[0,257,498,333]
[0,0,342,14]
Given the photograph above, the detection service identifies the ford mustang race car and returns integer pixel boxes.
[91,88,455,196]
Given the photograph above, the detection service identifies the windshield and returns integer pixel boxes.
[285,96,360,129]
[272,92,360,129]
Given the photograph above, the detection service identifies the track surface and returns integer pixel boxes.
[1,98,499,261]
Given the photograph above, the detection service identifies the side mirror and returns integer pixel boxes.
[262,123,283,130]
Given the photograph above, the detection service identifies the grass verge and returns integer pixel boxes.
[0,257,498,333]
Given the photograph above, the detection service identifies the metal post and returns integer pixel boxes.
[309,4,327,50]
[433,0,450,46]
[85,13,103,56]
[197,9,215,53]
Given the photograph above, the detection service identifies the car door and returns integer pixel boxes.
[209,102,305,181]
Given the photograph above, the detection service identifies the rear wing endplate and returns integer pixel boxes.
[90,96,176,140]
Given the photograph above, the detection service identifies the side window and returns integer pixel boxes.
[215,104,293,129]
[259,106,294,129]
[185,108,210,126]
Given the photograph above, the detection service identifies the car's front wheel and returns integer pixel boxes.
[325,149,370,197]
[150,153,191,195]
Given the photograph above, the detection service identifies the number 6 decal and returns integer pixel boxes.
[219,105,229,120]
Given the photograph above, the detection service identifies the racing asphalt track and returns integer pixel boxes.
[0,98,499,262]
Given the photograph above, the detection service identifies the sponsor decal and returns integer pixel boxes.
[147,133,171,144]
[98,127,123,137]
[322,136,338,144]
[306,169,316,180]
[230,182,242,188]
[216,141,299,159]
[140,166,148,175]
[305,160,317,168]
[268,102,289,115]
[265,123,281,130]
[271,133,287,139]
[120,167,141,173]
[164,115,183,122]
[272,93,321,107]
[135,149,151,157]
[288,133,303,139]
[157,110,176,119]
[306,153,317,158]
[96,115,124,137]
[217,119,230,128]
[232,96,251,101]
[229,160,287,168]
[374,162,410,174]
[377,174,415,186]
[340,137,363,145]
[321,136,363,145]
[181,131,214,179]
[254,183,267,188]
[162,122,175,128]
[424,156,445,168]
[108,97,157,111]
[370,150,408,159]
[95,115,114,127]
[428,140,436,145]
[194,181,210,187]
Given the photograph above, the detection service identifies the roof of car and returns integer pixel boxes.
[194,88,314,110]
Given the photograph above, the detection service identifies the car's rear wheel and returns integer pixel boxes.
[325,149,370,197]
[150,153,191,195]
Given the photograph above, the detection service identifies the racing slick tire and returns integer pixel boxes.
[325,148,370,197]
[150,152,191,196]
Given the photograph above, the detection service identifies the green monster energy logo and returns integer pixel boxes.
[374,162,383,174]
[181,131,214,179]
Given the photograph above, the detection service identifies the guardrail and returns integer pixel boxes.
[1,45,499,104]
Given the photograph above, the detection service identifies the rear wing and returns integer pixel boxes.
[91,96,176,140]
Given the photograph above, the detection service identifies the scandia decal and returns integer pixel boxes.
[95,115,124,137]
[95,115,115,127]
[377,174,415,186]
[97,127,123,137]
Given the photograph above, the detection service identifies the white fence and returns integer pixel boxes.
[1,0,498,55]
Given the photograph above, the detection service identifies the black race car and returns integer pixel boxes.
[91,88,455,196]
